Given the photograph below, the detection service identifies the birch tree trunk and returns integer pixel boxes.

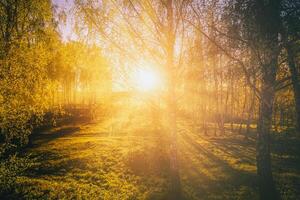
[256,62,279,200]
[255,0,281,199]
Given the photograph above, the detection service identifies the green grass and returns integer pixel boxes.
[7,113,300,200]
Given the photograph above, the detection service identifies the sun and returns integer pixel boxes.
[133,68,161,91]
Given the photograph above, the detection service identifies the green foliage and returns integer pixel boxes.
[0,0,57,154]
[0,154,35,196]
[0,0,112,155]
[0,41,53,151]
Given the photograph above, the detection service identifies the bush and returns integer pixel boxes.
[0,155,35,197]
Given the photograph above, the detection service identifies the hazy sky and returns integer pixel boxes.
[52,0,75,41]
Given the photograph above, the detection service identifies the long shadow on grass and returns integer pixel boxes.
[26,149,88,178]
[25,126,91,178]
[271,134,300,173]
[207,137,256,165]
[180,131,257,198]
[29,126,81,148]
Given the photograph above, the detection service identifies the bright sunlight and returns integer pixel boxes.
[133,68,162,91]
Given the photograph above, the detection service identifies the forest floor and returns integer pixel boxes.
[9,109,300,200]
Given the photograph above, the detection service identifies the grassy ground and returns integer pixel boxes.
[8,109,300,199]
